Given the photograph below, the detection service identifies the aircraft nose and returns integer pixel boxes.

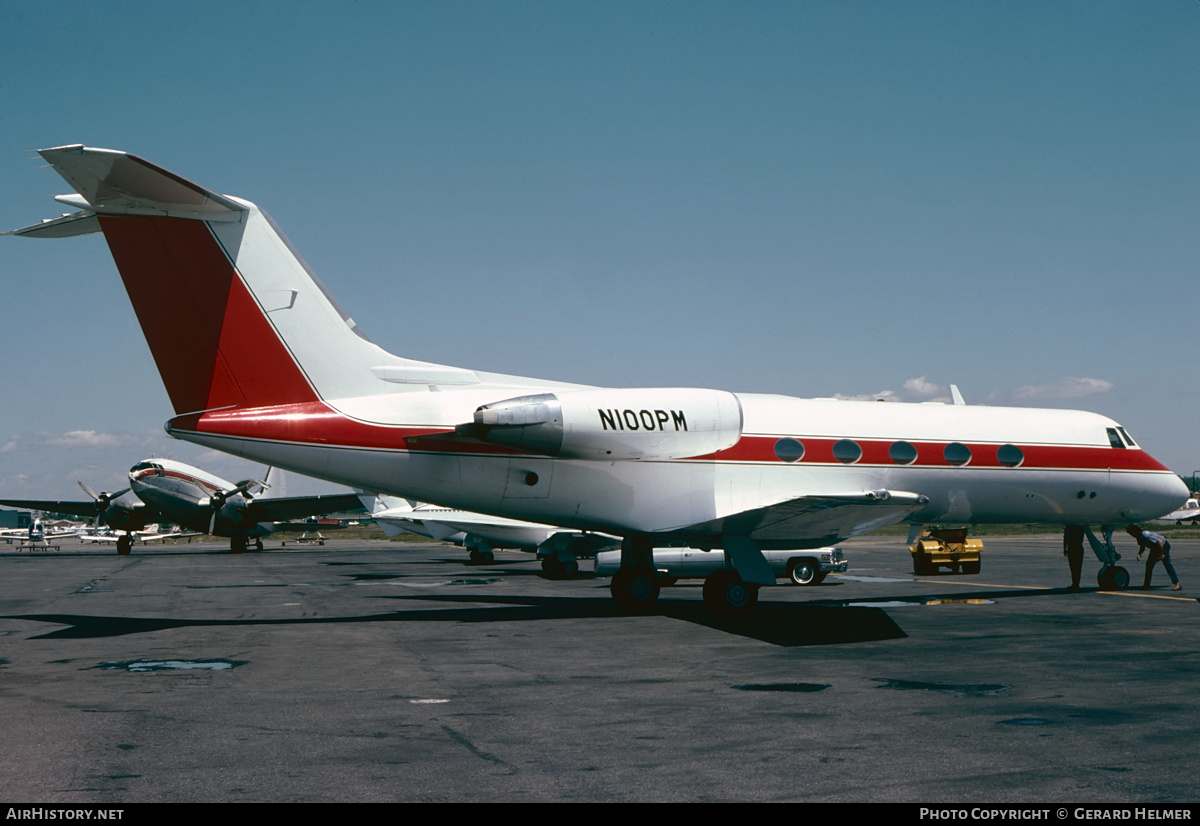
[1124,471,1190,522]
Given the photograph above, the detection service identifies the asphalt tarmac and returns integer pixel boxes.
[1,533,1196,803]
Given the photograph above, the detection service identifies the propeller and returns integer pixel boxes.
[78,481,130,526]
[202,479,265,535]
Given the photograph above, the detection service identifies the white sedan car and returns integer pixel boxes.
[594,546,847,586]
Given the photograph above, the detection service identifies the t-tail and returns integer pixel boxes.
[7,145,496,420]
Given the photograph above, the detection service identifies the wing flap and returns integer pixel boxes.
[674,490,929,547]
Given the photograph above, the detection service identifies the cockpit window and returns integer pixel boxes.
[1118,427,1137,447]
[130,461,165,475]
[1106,428,1125,449]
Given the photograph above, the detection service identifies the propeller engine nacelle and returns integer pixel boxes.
[461,388,743,460]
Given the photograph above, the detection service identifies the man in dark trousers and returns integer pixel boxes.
[1125,525,1182,591]
[1063,525,1085,591]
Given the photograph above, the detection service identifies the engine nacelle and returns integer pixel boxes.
[466,388,743,460]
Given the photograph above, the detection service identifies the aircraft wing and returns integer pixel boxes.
[673,490,929,548]
[0,499,100,519]
[246,493,364,524]
[77,533,119,543]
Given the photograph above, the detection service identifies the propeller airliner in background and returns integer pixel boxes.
[7,145,1188,617]
[0,457,362,554]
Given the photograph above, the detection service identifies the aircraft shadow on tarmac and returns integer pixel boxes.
[6,584,1155,647]
[2,591,905,647]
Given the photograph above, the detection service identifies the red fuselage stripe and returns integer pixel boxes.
[175,404,1172,473]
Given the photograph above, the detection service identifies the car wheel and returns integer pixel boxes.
[788,559,818,585]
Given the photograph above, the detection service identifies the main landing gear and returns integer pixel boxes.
[229,536,264,553]
[702,569,759,619]
[607,538,760,619]
[610,566,660,612]
[116,534,132,555]
[541,555,579,578]
[465,537,495,564]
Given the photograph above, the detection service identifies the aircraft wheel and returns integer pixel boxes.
[116,536,132,556]
[1110,566,1130,590]
[703,569,759,619]
[231,537,246,555]
[478,549,494,564]
[788,559,818,586]
[560,558,578,577]
[541,557,561,575]
[1097,567,1115,590]
[610,566,660,613]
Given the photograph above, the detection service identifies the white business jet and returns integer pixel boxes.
[8,145,1188,617]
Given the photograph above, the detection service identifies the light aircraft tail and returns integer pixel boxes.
[9,145,487,417]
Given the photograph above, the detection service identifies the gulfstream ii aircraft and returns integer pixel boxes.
[8,145,1188,617]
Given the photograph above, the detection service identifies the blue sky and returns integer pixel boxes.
[1,1,1197,499]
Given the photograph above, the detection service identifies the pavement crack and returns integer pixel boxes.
[440,724,514,772]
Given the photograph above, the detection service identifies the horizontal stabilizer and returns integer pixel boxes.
[4,210,101,239]
[33,145,247,221]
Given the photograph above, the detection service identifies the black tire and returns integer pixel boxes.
[703,569,759,619]
[961,560,981,575]
[116,536,131,556]
[1097,567,1115,590]
[611,566,660,613]
[1110,566,1130,590]
[788,559,818,586]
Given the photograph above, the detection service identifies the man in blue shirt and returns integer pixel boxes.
[1125,525,1182,591]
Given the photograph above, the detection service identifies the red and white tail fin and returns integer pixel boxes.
[9,145,479,416]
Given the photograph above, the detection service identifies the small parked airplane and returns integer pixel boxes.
[0,458,362,554]
[8,145,1188,616]
[362,494,617,575]
[0,518,81,544]
[1159,497,1200,525]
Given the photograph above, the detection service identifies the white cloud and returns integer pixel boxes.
[1012,377,1115,401]
[45,430,147,449]
[834,376,950,403]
